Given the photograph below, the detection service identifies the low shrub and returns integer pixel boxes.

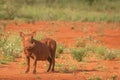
[0,59,8,64]
[93,46,117,60]
[0,33,22,62]
[56,44,65,54]
[56,44,65,58]
[71,48,87,62]
[104,49,116,60]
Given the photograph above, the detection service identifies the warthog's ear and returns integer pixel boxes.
[20,32,25,38]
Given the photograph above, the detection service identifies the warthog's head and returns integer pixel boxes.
[20,31,36,50]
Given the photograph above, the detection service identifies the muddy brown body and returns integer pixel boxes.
[20,32,56,74]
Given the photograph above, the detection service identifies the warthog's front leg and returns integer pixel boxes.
[33,59,37,74]
[25,57,30,73]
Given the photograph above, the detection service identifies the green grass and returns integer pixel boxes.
[0,59,8,64]
[71,40,119,61]
[0,32,22,62]
[55,43,65,58]
[0,0,120,22]
[93,46,117,60]
[15,7,120,22]
[56,43,65,54]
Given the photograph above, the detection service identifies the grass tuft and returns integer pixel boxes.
[71,48,87,62]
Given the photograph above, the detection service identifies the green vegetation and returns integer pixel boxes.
[93,46,117,60]
[71,36,120,61]
[0,32,22,64]
[0,0,120,22]
[56,43,65,58]
[71,48,87,62]
[57,43,65,54]
[0,25,18,63]
[0,59,8,64]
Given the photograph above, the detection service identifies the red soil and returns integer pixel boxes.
[0,21,120,80]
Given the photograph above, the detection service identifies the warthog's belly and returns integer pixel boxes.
[30,54,49,61]
[37,58,47,61]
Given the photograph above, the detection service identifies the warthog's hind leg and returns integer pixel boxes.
[51,58,55,72]
[47,57,52,72]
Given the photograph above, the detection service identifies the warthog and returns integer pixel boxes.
[20,31,56,74]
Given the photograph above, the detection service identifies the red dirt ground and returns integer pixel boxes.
[0,21,120,80]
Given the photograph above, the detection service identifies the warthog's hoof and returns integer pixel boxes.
[33,70,36,74]
[25,71,29,74]
[25,69,29,73]
[51,69,54,72]
[47,70,50,72]
[46,69,54,72]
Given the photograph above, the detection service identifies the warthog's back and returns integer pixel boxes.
[29,40,51,60]
[41,38,56,58]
